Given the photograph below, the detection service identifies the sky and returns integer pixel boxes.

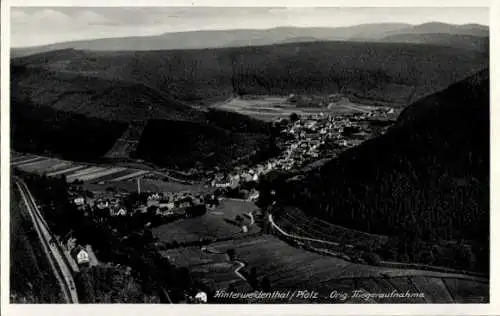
[10,7,489,48]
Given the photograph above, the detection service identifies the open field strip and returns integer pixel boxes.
[410,276,454,303]
[43,161,74,173]
[339,103,373,113]
[110,170,149,182]
[65,167,106,182]
[11,155,35,163]
[75,167,128,182]
[11,152,25,159]
[47,165,87,177]
[442,277,488,303]
[14,159,60,171]
[88,169,134,182]
[11,156,44,166]
[386,277,427,303]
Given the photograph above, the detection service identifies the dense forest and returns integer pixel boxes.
[11,95,127,161]
[263,69,489,273]
[12,41,488,107]
[135,119,278,171]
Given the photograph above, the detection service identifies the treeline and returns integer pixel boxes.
[11,94,127,161]
[263,70,489,273]
[14,170,205,302]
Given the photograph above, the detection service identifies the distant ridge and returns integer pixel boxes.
[11,22,489,57]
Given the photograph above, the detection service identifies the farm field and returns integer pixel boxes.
[275,207,389,250]
[82,178,207,194]
[10,152,153,184]
[161,245,251,293]
[211,235,488,303]
[212,96,360,121]
[153,199,261,243]
[160,233,487,303]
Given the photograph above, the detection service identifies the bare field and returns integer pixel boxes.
[212,96,362,121]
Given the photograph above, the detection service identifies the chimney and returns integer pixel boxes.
[137,178,141,195]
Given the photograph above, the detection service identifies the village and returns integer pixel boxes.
[66,105,397,222]
[208,106,397,196]
[62,105,397,272]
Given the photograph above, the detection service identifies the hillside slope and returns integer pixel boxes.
[135,119,275,171]
[12,41,488,106]
[11,62,203,122]
[11,96,128,161]
[267,69,489,273]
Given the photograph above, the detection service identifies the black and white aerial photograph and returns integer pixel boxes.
[5,4,491,307]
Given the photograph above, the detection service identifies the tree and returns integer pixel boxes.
[361,252,382,266]
[235,215,244,224]
[453,243,476,270]
[417,249,435,265]
[226,248,236,261]
[289,112,300,122]
[260,276,271,292]
[248,267,258,289]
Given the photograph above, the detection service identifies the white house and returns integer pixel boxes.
[148,193,161,200]
[96,200,109,210]
[194,291,208,303]
[71,245,90,266]
[110,207,127,216]
[73,197,85,206]
[215,182,231,188]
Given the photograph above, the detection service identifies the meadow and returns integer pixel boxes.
[152,199,260,244]
[212,96,359,121]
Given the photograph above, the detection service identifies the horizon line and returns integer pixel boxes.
[10,21,489,49]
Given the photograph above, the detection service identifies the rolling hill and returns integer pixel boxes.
[265,69,489,273]
[378,22,489,37]
[11,22,488,57]
[12,40,488,107]
[379,33,489,51]
[11,61,275,168]
[11,62,203,122]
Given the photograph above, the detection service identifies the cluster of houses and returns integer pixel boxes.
[72,191,130,217]
[70,188,221,219]
[208,107,396,192]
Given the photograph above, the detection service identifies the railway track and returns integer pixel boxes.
[15,177,79,303]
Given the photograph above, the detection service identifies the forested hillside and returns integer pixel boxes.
[266,69,489,272]
[12,41,488,106]
[11,95,128,161]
